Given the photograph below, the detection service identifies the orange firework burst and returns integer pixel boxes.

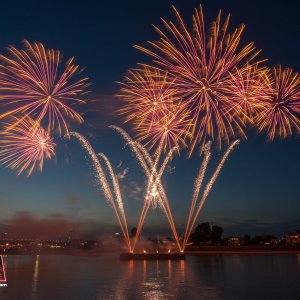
[134,5,260,155]
[118,67,175,125]
[0,40,89,135]
[0,117,55,176]
[255,65,300,140]
[118,66,191,151]
[135,100,191,151]
[225,64,271,124]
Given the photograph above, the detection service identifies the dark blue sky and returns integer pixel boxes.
[0,0,299,238]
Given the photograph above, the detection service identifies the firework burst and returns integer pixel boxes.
[134,5,260,155]
[118,67,175,125]
[135,101,191,152]
[0,117,55,176]
[0,40,89,135]
[255,65,300,140]
[118,66,191,151]
[225,64,271,124]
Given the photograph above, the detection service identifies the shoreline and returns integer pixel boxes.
[1,246,300,256]
[186,250,300,256]
[185,245,300,255]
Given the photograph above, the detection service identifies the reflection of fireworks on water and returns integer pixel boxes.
[0,117,55,176]
[0,40,89,135]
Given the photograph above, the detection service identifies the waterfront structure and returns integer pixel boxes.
[285,231,300,245]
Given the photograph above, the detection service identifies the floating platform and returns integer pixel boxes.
[120,252,185,260]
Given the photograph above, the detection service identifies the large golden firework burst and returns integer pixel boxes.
[133,5,262,155]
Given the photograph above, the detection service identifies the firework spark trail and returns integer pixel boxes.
[115,127,182,251]
[110,125,159,242]
[183,142,211,247]
[98,153,131,246]
[0,117,55,176]
[110,125,166,209]
[111,126,181,251]
[111,127,169,225]
[183,140,240,250]
[133,143,181,251]
[98,153,126,218]
[131,136,167,250]
[144,133,165,205]
[153,145,178,207]
[109,126,154,245]
[69,132,131,251]
[109,126,149,172]
[136,144,178,217]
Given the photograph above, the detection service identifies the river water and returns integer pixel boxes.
[0,254,299,299]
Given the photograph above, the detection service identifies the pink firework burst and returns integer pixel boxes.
[0,117,56,176]
[255,65,300,140]
[0,40,90,135]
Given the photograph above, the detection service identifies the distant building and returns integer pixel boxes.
[285,231,300,245]
[226,236,244,246]
[266,238,280,246]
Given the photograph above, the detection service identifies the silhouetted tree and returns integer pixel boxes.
[192,222,212,245]
[211,225,224,244]
[244,234,251,245]
[131,227,137,237]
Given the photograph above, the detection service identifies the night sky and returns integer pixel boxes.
[0,0,299,239]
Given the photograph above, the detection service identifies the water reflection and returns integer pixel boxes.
[168,260,172,283]
[31,255,39,299]
[109,257,221,300]
[0,255,299,300]
[142,259,168,300]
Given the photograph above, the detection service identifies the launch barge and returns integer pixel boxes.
[120,252,185,260]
